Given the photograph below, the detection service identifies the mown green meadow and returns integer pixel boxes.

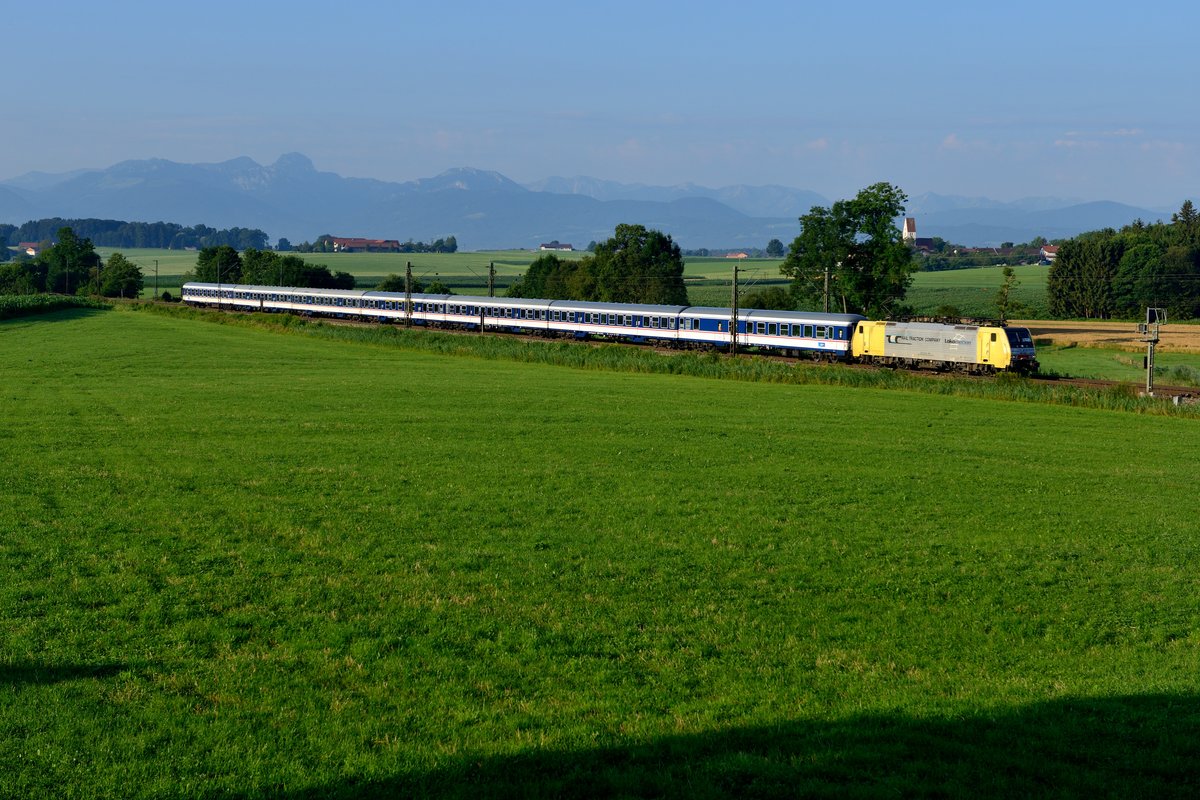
[2,307,1199,797]
[1038,343,1200,386]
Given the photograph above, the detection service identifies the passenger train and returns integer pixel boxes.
[181,282,1039,374]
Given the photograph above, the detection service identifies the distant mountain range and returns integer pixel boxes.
[0,154,1176,250]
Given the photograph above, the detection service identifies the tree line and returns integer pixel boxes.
[1048,201,1200,319]
[0,219,269,253]
[506,224,689,305]
[0,227,143,297]
[0,226,359,297]
[190,246,355,289]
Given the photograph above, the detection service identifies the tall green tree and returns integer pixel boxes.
[194,246,242,283]
[781,183,916,316]
[507,254,580,299]
[1112,243,1162,315]
[239,248,281,285]
[0,261,48,294]
[1047,232,1123,318]
[377,274,423,293]
[1172,200,1198,246]
[741,285,795,310]
[38,227,101,294]
[589,223,688,305]
[765,238,785,258]
[994,266,1022,323]
[98,252,144,298]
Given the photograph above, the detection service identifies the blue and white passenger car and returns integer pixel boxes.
[181,282,866,358]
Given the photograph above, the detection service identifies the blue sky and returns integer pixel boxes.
[6,1,1197,207]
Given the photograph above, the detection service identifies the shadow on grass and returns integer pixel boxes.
[0,305,112,325]
[212,694,1200,799]
[0,662,129,686]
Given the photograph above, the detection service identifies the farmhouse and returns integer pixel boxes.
[539,241,574,251]
[17,241,41,256]
[331,237,402,253]
[1040,244,1060,263]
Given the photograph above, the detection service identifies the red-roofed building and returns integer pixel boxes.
[1040,244,1060,263]
[17,242,41,256]
[331,237,402,253]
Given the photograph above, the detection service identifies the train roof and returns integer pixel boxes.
[684,306,865,324]
[548,299,690,314]
[740,308,866,323]
[363,291,551,307]
[185,282,370,298]
[185,283,864,323]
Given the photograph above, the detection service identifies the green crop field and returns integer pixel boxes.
[907,264,1051,318]
[3,306,1199,798]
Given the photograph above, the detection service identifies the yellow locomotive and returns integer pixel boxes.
[851,320,1038,374]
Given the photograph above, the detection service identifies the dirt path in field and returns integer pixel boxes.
[1013,320,1200,353]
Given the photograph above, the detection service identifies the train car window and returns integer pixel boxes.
[756,322,765,334]
[804,325,814,338]
[991,333,997,342]
[718,322,725,332]
[625,315,632,326]
[816,326,827,338]
[669,318,676,329]
[769,323,778,336]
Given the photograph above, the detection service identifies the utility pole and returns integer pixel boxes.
[488,261,495,297]
[823,262,831,313]
[404,261,413,328]
[1139,307,1165,396]
[153,259,159,299]
[730,263,739,356]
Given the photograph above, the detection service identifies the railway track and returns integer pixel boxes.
[217,307,1200,403]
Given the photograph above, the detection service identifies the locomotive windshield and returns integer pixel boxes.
[1005,328,1034,348]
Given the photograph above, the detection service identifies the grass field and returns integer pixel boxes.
[3,307,1200,797]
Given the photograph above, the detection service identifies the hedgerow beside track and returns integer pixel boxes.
[128,301,1198,416]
